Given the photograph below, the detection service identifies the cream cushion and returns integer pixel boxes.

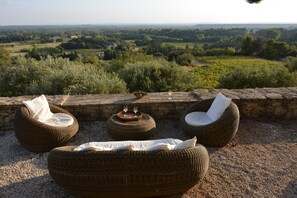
[185,93,231,127]
[174,136,197,150]
[23,94,74,127]
[206,92,231,121]
[146,143,175,151]
[23,94,53,121]
[73,137,197,151]
[185,112,213,126]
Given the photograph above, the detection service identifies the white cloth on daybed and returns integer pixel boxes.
[23,94,73,127]
[73,137,197,151]
[185,92,231,126]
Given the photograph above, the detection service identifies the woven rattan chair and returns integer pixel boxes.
[180,99,240,147]
[48,145,209,198]
[14,104,79,153]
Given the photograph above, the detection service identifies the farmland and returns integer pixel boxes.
[191,56,284,89]
[0,25,297,96]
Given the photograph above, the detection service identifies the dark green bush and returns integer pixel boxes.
[106,51,154,73]
[0,57,127,96]
[283,56,297,72]
[176,53,193,66]
[219,65,297,89]
[206,47,236,56]
[0,47,11,73]
[119,59,198,92]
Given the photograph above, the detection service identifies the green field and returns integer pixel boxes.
[67,48,104,54]
[1,42,61,56]
[163,42,201,48]
[191,56,284,89]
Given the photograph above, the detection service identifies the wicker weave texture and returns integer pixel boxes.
[48,145,209,198]
[14,104,79,153]
[180,99,240,147]
[107,113,156,140]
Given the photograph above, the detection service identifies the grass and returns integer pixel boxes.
[66,48,104,54]
[163,42,200,48]
[191,56,284,89]
[2,42,62,56]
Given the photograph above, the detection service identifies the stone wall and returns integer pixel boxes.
[1,88,297,130]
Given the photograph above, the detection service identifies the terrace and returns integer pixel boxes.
[0,88,297,197]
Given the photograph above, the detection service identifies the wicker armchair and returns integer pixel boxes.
[180,99,240,147]
[48,145,209,198]
[14,104,79,153]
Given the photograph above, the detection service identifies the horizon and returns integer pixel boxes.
[1,23,297,28]
[0,0,297,26]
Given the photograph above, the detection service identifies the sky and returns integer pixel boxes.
[0,0,296,26]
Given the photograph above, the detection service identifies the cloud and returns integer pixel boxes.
[0,0,25,6]
[0,0,10,6]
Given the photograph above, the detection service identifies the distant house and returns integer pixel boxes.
[70,36,78,39]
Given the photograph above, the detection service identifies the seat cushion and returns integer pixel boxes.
[73,137,197,151]
[185,111,213,126]
[73,138,183,151]
[206,92,231,121]
[43,113,74,127]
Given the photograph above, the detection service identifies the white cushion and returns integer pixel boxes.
[42,113,74,127]
[185,112,213,126]
[174,137,197,150]
[147,143,174,151]
[73,137,197,152]
[23,94,74,127]
[23,94,53,121]
[112,145,134,151]
[206,92,231,121]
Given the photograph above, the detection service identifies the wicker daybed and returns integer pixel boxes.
[14,104,79,153]
[180,99,240,147]
[48,144,209,198]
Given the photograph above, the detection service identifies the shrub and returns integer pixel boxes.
[20,48,31,53]
[119,59,198,92]
[0,57,127,96]
[176,53,193,66]
[206,47,236,56]
[219,65,297,89]
[0,47,11,72]
[283,56,297,72]
[26,47,64,60]
[106,51,154,73]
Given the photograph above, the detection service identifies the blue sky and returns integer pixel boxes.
[0,0,296,25]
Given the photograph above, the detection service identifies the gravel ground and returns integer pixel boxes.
[0,118,296,198]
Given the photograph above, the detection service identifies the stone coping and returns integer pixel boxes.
[1,87,297,129]
[1,87,297,107]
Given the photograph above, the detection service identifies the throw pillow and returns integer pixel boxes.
[206,92,231,121]
[174,137,197,150]
[147,143,175,151]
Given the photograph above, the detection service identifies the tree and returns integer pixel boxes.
[196,34,205,41]
[176,53,193,66]
[26,47,64,60]
[0,47,11,72]
[104,49,117,60]
[260,40,292,60]
[283,57,297,72]
[241,36,255,55]
[256,29,281,40]
[247,0,262,3]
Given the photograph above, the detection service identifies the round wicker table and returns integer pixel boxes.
[107,112,156,140]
